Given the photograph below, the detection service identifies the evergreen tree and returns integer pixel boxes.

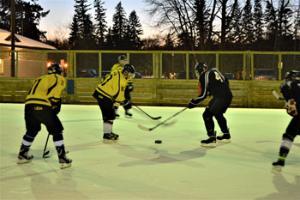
[193,0,210,49]
[0,0,49,41]
[18,1,49,40]
[253,0,264,41]
[228,0,242,44]
[126,10,143,49]
[278,0,293,37]
[70,0,95,49]
[0,0,10,30]
[69,14,80,48]
[265,0,278,40]
[112,1,127,49]
[241,0,254,44]
[94,0,107,48]
[105,27,114,49]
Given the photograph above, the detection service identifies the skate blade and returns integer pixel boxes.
[103,139,118,144]
[60,163,72,169]
[272,166,282,174]
[217,139,231,143]
[201,143,217,148]
[17,159,32,164]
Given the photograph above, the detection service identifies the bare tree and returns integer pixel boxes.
[146,0,195,48]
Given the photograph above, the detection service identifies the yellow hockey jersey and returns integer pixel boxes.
[95,70,128,103]
[111,63,133,84]
[111,63,123,72]
[25,74,66,106]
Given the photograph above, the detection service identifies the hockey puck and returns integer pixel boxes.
[155,140,162,144]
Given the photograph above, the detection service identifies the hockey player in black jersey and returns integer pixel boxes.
[187,63,233,147]
[272,70,300,171]
[17,63,72,169]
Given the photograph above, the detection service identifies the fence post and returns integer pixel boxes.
[278,54,282,81]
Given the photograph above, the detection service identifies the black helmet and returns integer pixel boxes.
[48,63,62,75]
[194,62,208,78]
[122,64,135,74]
[122,64,135,79]
[285,70,300,81]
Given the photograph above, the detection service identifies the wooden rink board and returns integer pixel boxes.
[0,78,284,108]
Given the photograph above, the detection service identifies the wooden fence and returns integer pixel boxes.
[0,78,284,108]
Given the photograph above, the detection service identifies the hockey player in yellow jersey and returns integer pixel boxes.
[17,63,72,169]
[93,64,135,142]
[112,55,134,117]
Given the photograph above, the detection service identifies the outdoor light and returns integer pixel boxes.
[47,61,52,67]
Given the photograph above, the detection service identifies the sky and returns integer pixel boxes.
[37,0,160,40]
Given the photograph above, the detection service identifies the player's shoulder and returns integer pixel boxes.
[111,63,122,71]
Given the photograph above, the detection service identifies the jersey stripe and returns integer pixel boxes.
[47,75,58,95]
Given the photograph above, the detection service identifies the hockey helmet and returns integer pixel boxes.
[194,62,208,78]
[48,63,62,75]
[285,70,300,81]
[122,64,135,79]
[118,55,128,66]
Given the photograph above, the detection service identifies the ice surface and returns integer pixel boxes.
[0,104,299,199]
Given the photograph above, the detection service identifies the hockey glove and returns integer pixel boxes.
[123,99,132,110]
[126,83,134,92]
[286,99,298,116]
[50,98,62,115]
[187,99,198,109]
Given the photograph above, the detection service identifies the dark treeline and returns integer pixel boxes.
[0,0,49,41]
[1,0,299,50]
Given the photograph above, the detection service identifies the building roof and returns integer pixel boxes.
[0,29,56,50]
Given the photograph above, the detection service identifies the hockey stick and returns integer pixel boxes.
[138,107,188,131]
[272,90,284,101]
[134,105,162,120]
[42,134,50,158]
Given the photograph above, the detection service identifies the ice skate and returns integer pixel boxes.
[17,146,34,164]
[201,136,217,147]
[56,145,72,169]
[217,133,231,143]
[125,110,133,118]
[17,152,34,164]
[59,155,72,169]
[272,160,285,173]
[103,132,119,143]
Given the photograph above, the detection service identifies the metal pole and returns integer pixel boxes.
[11,0,16,77]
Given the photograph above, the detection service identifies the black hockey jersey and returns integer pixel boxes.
[194,68,232,103]
[281,80,300,112]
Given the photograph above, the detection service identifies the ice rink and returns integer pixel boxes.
[0,103,299,200]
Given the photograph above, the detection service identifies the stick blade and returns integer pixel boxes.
[42,150,50,158]
[151,116,162,120]
[137,124,152,131]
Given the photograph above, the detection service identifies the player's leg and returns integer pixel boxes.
[214,98,232,142]
[98,97,118,142]
[201,107,216,147]
[43,108,72,169]
[17,105,41,164]
[114,105,120,118]
[272,116,300,170]
[123,86,133,117]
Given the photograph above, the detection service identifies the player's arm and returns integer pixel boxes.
[49,76,66,114]
[188,71,211,108]
[280,82,292,101]
[281,82,298,116]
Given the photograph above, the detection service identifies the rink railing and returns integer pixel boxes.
[0,77,285,108]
